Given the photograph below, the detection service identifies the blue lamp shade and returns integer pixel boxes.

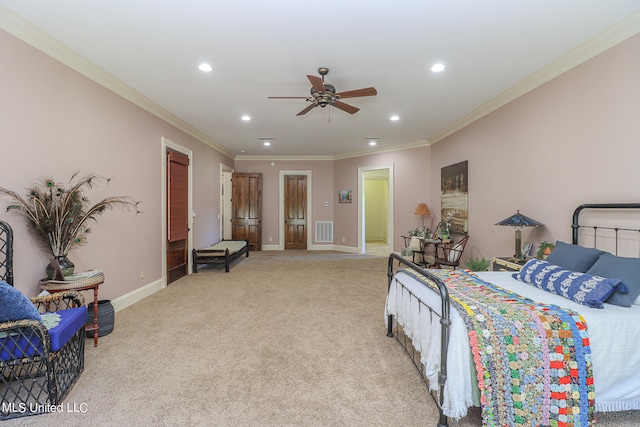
[495,210,544,258]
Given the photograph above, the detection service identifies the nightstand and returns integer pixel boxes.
[491,257,528,272]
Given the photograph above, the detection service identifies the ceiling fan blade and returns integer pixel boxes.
[307,75,325,93]
[333,100,359,114]
[268,96,308,99]
[296,103,317,116]
[335,87,377,99]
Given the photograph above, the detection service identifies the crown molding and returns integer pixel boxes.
[234,155,334,161]
[235,140,429,162]
[429,9,640,145]
[0,6,235,159]
[332,140,430,160]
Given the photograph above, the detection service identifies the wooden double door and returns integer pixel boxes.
[230,173,307,251]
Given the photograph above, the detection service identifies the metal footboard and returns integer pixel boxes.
[387,253,451,427]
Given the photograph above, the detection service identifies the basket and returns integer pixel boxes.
[39,272,104,291]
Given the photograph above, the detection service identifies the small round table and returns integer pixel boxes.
[39,272,105,347]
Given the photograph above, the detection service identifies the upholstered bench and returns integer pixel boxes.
[192,239,249,273]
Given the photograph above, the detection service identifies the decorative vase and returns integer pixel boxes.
[45,255,75,279]
[86,300,115,337]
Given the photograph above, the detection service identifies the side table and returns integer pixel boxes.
[491,257,528,272]
[39,272,105,347]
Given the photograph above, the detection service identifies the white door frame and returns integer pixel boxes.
[220,163,234,240]
[161,137,194,283]
[358,164,394,254]
[278,170,312,250]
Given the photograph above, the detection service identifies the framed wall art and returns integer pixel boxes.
[441,160,468,234]
[338,189,352,203]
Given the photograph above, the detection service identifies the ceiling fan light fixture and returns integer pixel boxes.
[269,68,376,116]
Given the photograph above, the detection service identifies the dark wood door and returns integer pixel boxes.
[284,175,307,249]
[166,149,189,284]
[232,173,262,251]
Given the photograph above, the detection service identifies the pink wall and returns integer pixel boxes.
[3,24,636,301]
[0,30,233,299]
[334,147,432,251]
[430,34,640,262]
[236,148,433,252]
[233,159,335,247]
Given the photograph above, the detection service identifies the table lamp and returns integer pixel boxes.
[414,203,431,227]
[495,210,544,258]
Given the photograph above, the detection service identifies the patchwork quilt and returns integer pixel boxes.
[403,268,595,427]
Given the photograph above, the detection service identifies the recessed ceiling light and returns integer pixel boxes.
[431,63,445,72]
[369,141,377,146]
[263,141,271,146]
[198,63,213,72]
[390,115,400,121]
[241,115,251,121]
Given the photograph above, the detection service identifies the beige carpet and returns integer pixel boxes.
[5,251,639,426]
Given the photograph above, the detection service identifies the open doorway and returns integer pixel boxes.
[358,165,394,256]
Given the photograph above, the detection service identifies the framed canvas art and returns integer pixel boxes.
[441,161,468,234]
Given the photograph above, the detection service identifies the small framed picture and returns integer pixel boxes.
[338,189,352,203]
[521,242,533,258]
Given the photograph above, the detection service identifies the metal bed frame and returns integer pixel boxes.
[386,203,640,427]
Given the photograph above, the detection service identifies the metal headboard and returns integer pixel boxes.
[0,220,14,285]
[572,203,640,255]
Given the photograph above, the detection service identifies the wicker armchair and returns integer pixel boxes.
[433,234,470,269]
[0,220,87,419]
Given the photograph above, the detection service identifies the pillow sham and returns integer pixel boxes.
[513,259,623,309]
[544,241,604,272]
[0,281,42,322]
[587,253,640,307]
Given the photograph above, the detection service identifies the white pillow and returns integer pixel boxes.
[409,236,422,251]
[447,243,463,262]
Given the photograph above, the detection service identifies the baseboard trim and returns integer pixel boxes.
[111,278,165,313]
[328,244,359,253]
[261,244,358,252]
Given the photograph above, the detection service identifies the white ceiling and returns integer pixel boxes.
[2,1,640,159]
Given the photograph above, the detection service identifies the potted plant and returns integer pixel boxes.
[537,241,555,259]
[464,257,491,271]
[0,172,140,278]
[407,226,429,238]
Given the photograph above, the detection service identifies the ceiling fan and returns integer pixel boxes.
[268,67,377,116]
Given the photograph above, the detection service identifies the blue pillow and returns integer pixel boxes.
[587,253,640,307]
[513,259,623,309]
[0,281,42,322]
[544,241,604,272]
